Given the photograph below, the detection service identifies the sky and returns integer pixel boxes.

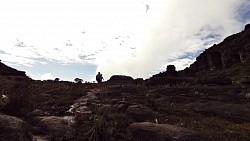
[0,0,250,81]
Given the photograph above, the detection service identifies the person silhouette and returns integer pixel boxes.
[96,72,104,83]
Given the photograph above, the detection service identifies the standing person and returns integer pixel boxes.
[96,72,104,91]
[96,72,104,83]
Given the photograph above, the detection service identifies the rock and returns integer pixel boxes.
[146,77,197,85]
[152,65,178,78]
[135,78,144,85]
[245,23,250,31]
[240,76,250,84]
[128,122,208,141]
[155,97,167,105]
[32,135,48,141]
[166,65,178,77]
[27,116,74,137]
[126,104,156,121]
[115,100,130,105]
[201,76,232,85]
[0,114,33,141]
[0,61,28,77]
[75,106,92,115]
[107,75,134,84]
[27,109,49,117]
[179,23,250,77]
[100,104,112,114]
[112,103,129,113]
[67,92,97,115]
[0,94,9,109]
[187,101,250,122]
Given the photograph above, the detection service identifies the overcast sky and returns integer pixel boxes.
[0,0,250,81]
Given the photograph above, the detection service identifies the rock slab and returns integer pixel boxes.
[128,122,208,141]
[0,114,32,141]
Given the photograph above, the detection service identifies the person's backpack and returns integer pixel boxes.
[96,74,101,81]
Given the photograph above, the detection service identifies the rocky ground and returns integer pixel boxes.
[1,78,250,141]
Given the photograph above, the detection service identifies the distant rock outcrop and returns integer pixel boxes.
[180,23,250,76]
[107,75,134,84]
[146,65,194,85]
[148,23,250,85]
[0,62,27,77]
[152,65,178,78]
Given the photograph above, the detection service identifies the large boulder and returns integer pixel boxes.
[27,116,74,137]
[126,104,156,121]
[0,114,32,141]
[128,122,208,141]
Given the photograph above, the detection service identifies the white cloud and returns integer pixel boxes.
[41,73,53,80]
[97,0,250,79]
[39,62,48,65]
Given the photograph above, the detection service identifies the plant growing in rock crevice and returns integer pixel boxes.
[86,104,109,141]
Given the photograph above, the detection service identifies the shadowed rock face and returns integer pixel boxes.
[0,62,27,77]
[180,23,250,75]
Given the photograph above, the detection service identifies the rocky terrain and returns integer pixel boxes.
[0,24,250,141]
[0,61,27,78]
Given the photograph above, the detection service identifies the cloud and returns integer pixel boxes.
[41,73,53,80]
[0,54,36,67]
[97,0,250,79]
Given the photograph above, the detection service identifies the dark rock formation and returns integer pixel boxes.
[107,75,134,84]
[128,122,208,141]
[146,65,187,85]
[180,23,250,76]
[0,114,33,141]
[27,116,74,136]
[166,65,178,76]
[135,78,144,85]
[0,62,27,77]
[152,65,178,78]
